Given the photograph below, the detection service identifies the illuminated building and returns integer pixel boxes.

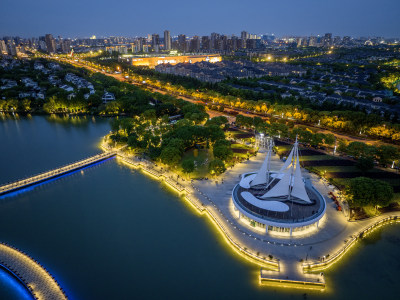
[177,34,187,52]
[201,36,210,50]
[164,30,171,50]
[308,36,317,47]
[151,34,159,52]
[45,34,56,53]
[232,138,326,236]
[0,40,7,55]
[323,33,332,47]
[124,54,222,68]
[189,36,200,52]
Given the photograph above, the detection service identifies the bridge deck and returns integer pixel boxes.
[0,242,68,300]
[0,152,116,196]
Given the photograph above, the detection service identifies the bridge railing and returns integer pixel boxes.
[0,152,116,193]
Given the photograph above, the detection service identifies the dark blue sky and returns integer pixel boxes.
[1,0,399,38]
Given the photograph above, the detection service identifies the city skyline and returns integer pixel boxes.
[1,0,399,38]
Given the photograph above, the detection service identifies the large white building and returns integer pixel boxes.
[232,138,326,236]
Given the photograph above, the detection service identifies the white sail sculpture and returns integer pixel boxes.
[278,144,294,174]
[260,139,311,203]
[250,139,273,187]
[290,147,311,202]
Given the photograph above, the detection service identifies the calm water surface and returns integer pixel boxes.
[0,114,399,300]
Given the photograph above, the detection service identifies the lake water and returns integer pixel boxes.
[0,114,399,300]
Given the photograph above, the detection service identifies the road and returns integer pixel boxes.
[52,56,394,148]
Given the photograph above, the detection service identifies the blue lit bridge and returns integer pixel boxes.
[0,151,116,196]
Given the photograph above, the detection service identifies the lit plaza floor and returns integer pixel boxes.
[117,145,400,282]
[189,149,400,278]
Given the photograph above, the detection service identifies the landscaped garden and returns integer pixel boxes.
[274,139,400,219]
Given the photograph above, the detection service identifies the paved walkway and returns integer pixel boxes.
[0,242,67,300]
[112,143,400,288]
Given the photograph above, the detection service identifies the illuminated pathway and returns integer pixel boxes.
[0,151,116,196]
[111,142,400,291]
[0,242,67,300]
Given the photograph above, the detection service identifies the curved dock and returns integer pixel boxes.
[0,151,116,196]
[0,242,67,300]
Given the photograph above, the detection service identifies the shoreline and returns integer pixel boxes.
[103,139,400,291]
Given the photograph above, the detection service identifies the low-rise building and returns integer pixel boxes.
[102,92,115,103]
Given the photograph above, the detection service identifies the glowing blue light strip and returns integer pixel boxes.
[0,156,114,199]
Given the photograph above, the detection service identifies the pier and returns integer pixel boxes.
[0,151,116,196]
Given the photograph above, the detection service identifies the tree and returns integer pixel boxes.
[208,159,226,176]
[356,157,374,174]
[345,177,376,207]
[346,142,376,159]
[372,180,393,208]
[346,177,394,209]
[181,159,195,178]
[88,94,102,108]
[205,116,228,128]
[110,118,120,133]
[120,118,134,135]
[324,133,335,146]
[19,99,31,112]
[337,139,348,153]
[310,133,325,147]
[376,145,399,166]
[160,147,181,166]
[213,145,233,161]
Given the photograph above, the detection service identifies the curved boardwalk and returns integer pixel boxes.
[0,151,116,196]
[0,242,67,300]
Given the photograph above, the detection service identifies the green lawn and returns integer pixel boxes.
[226,130,254,140]
[299,155,337,161]
[231,143,256,160]
[313,166,360,173]
[180,148,213,178]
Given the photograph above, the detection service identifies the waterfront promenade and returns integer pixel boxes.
[0,242,67,300]
[111,143,400,290]
[0,151,116,196]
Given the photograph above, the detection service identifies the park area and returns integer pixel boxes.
[274,140,400,218]
[177,129,257,179]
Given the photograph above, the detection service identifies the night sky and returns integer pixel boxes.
[1,0,399,38]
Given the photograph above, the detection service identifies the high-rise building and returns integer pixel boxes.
[227,36,239,51]
[333,36,341,46]
[189,36,200,52]
[151,34,159,52]
[246,39,257,49]
[309,36,317,47]
[135,38,144,52]
[45,34,56,53]
[177,34,187,52]
[342,36,351,45]
[241,31,249,48]
[201,36,210,51]
[7,41,17,56]
[164,30,171,50]
[210,32,220,49]
[61,39,71,53]
[0,40,7,55]
[323,33,332,47]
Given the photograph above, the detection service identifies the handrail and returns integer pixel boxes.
[0,152,116,195]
